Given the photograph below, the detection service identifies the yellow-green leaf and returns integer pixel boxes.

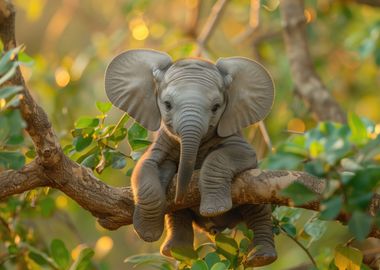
[334,244,363,270]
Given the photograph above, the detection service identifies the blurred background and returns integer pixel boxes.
[2,0,380,269]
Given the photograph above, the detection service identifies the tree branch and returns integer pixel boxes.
[352,0,380,7]
[279,0,347,123]
[195,0,229,56]
[2,162,380,239]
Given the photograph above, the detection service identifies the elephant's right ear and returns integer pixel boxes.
[105,49,172,131]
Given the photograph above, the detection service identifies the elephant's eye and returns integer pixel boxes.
[211,103,220,113]
[164,101,172,111]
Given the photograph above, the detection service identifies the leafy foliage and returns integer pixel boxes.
[264,113,380,269]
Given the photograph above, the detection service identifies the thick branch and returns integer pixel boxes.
[0,160,47,199]
[279,0,346,123]
[2,163,380,238]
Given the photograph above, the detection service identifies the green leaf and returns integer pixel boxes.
[210,262,228,270]
[348,211,372,241]
[334,244,363,270]
[50,239,70,269]
[281,223,297,237]
[75,117,99,129]
[128,122,148,146]
[320,196,343,220]
[96,101,112,114]
[39,197,56,217]
[280,182,319,206]
[0,151,25,169]
[110,152,127,169]
[191,260,208,270]
[239,238,250,253]
[215,233,238,261]
[129,139,151,151]
[73,135,93,152]
[18,51,34,66]
[69,248,94,270]
[28,251,49,266]
[124,253,171,268]
[81,153,100,169]
[348,113,368,146]
[266,152,304,170]
[309,140,324,158]
[0,86,23,100]
[304,220,326,242]
[171,247,198,264]
[204,253,220,268]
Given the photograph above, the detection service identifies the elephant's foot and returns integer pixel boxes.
[245,244,277,267]
[199,194,232,217]
[133,204,165,242]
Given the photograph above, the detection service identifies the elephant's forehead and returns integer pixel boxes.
[164,59,224,89]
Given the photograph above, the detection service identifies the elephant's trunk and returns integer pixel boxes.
[175,119,204,203]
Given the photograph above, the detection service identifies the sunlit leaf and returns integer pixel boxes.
[304,220,326,242]
[171,247,198,264]
[348,113,368,146]
[18,51,35,66]
[96,101,112,114]
[334,244,362,270]
[124,252,172,268]
[215,233,238,261]
[75,117,99,129]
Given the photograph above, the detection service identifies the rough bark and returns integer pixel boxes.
[1,0,380,242]
[279,0,347,123]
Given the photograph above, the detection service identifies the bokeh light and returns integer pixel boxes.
[55,67,70,88]
[55,195,68,209]
[287,118,306,133]
[94,236,114,259]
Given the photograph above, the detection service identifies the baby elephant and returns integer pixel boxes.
[105,49,276,266]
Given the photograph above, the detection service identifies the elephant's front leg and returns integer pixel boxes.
[199,137,257,217]
[132,151,168,242]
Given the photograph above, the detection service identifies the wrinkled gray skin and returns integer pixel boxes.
[105,49,276,266]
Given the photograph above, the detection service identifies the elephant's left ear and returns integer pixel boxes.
[216,57,275,137]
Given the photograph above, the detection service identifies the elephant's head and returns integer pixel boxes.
[104,49,275,203]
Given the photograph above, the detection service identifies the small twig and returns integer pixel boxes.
[280,226,317,268]
[232,0,260,44]
[279,0,346,123]
[195,0,229,56]
[258,121,272,153]
[185,0,201,37]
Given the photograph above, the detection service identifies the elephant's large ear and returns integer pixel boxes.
[105,49,172,131]
[216,57,275,137]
